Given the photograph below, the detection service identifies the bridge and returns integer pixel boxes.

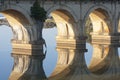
[0,0,120,80]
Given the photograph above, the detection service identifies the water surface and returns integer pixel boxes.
[1,26,119,79]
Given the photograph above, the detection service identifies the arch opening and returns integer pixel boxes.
[50,9,77,39]
[87,8,111,36]
[0,9,31,43]
[88,44,110,75]
[85,8,111,75]
[43,9,78,78]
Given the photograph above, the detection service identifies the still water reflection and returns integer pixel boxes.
[9,54,47,80]
[9,38,120,80]
[43,28,58,76]
[0,25,13,80]
[0,26,120,80]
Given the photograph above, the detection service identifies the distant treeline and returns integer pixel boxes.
[0,19,9,26]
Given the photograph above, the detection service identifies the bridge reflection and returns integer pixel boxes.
[9,40,120,80]
[9,53,47,80]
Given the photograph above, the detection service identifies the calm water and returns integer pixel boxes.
[0,25,13,80]
[0,25,120,80]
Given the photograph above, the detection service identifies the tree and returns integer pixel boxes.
[30,0,47,22]
[30,0,47,40]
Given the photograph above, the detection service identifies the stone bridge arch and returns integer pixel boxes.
[83,5,112,36]
[46,5,78,22]
[0,5,42,43]
[3,3,33,24]
[47,6,80,40]
[1,9,30,42]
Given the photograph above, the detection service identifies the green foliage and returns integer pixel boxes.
[30,0,47,22]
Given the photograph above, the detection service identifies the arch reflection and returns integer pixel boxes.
[49,43,88,80]
[50,43,120,80]
[9,42,120,80]
[89,44,110,74]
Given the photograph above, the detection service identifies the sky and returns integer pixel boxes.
[0,13,3,16]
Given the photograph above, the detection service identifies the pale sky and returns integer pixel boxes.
[0,13,3,16]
